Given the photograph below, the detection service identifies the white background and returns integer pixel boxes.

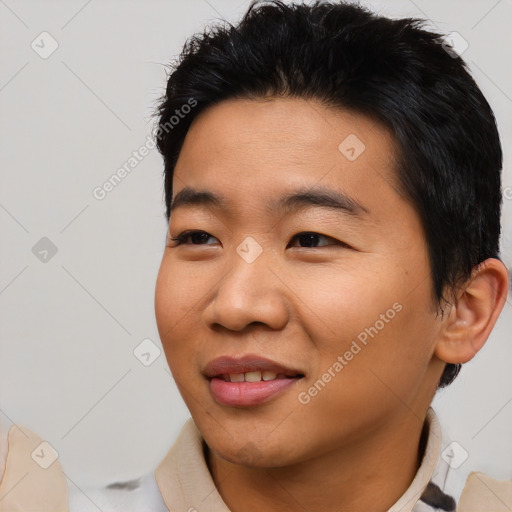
[1,0,511,492]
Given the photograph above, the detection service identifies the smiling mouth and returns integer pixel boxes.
[204,355,305,407]
[217,370,304,383]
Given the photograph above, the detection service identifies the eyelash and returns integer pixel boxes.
[168,230,215,246]
[168,230,347,248]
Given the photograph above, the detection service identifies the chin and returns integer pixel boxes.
[204,425,306,469]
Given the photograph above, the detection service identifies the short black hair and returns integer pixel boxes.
[154,0,503,388]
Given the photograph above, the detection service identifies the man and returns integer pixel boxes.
[152,1,509,510]
[1,1,509,510]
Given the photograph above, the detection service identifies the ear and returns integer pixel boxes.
[434,258,509,364]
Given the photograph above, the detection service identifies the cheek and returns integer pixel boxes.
[155,260,193,359]
[287,258,401,347]
[155,259,203,329]
[291,260,434,383]
[155,261,176,333]
[155,258,216,375]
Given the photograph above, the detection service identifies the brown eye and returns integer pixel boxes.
[169,230,219,246]
[289,232,339,248]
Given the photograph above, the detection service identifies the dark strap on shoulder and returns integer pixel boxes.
[420,481,456,511]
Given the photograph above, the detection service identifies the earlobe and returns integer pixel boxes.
[434,258,509,365]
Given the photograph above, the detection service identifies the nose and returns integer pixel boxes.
[202,253,290,333]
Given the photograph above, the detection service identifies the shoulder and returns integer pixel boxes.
[0,420,68,511]
[0,415,11,481]
[0,420,169,512]
[457,472,512,511]
[419,409,512,511]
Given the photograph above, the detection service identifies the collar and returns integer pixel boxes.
[155,408,442,512]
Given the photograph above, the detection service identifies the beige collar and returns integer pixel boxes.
[155,408,441,512]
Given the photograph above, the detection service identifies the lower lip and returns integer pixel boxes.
[209,377,300,407]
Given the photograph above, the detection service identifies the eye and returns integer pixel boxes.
[288,231,344,248]
[168,230,346,249]
[168,230,219,246]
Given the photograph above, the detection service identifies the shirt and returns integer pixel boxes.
[154,407,452,512]
[0,409,510,511]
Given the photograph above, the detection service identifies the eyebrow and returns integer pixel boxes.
[169,186,370,219]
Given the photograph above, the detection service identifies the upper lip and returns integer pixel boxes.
[203,355,304,378]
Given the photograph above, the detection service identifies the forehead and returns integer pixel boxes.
[173,97,404,216]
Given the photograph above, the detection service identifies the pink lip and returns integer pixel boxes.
[204,355,304,407]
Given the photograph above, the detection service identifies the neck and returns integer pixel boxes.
[206,411,429,512]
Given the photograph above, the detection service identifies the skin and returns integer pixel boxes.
[154,97,508,511]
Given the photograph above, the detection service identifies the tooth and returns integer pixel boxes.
[245,371,262,382]
[262,371,277,381]
[230,373,245,382]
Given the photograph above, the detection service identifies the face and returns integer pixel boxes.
[155,97,445,468]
